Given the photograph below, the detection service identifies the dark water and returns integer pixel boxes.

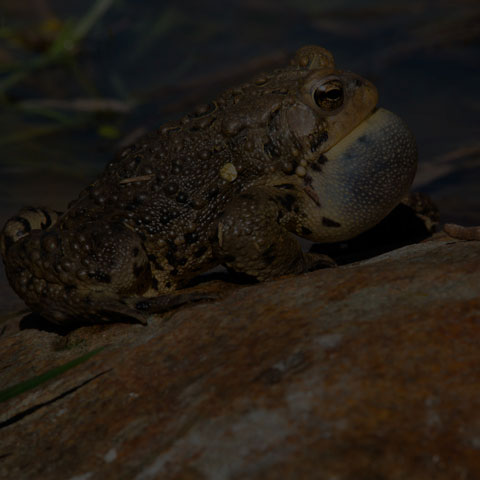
[0,0,479,309]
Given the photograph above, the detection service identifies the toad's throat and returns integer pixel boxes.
[309,108,418,243]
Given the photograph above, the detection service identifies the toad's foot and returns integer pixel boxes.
[304,252,337,271]
[47,291,219,327]
[444,223,480,241]
[130,291,219,319]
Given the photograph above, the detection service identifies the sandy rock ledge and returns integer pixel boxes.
[0,233,479,479]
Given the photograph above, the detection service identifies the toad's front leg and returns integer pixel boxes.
[444,224,480,241]
[215,186,335,281]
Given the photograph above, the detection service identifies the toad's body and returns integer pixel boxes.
[1,46,417,325]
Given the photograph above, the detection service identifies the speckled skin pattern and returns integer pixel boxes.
[0,46,418,325]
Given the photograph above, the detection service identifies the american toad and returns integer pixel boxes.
[1,46,418,325]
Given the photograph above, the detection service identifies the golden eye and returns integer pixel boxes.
[313,79,344,111]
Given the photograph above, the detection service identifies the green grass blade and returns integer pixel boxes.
[0,346,105,403]
[72,0,115,44]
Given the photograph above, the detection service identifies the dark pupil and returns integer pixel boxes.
[326,89,341,99]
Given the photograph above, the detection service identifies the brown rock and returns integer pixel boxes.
[1,234,479,479]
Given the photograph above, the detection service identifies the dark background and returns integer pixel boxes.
[0,0,479,309]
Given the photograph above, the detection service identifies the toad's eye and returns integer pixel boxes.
[313,79,344,111]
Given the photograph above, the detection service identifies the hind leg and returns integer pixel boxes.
[2,211,215,325]
[2,215,154,324]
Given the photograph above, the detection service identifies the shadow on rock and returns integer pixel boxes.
[311,192,439,265]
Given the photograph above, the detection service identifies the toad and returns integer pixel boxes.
[1,46,418,325]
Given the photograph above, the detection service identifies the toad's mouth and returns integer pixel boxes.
[310,108,418,242]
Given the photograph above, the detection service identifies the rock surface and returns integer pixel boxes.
[0,233,479,479]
